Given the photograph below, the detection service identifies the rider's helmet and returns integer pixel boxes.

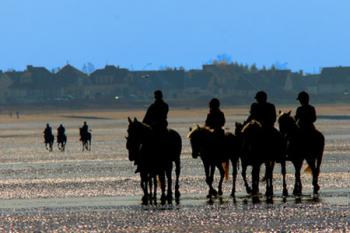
[84,121,87,125]
[46,123,49,127]
[255,91,267,103]
[209,98,220,109]
[297,91,309,104]
[154,90,163,100]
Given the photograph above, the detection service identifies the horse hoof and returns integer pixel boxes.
[161,195,166,205]
[210,189,218,197]
[218,190,223,196]
[246,187,252,194]
[283,189,289,197]
[175,190,181,199]
[230,192,235,198]
[141,196,148,205]
[206,194,212,199]
[314,184,320,194]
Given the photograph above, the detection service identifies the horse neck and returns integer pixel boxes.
[283,120,299,138]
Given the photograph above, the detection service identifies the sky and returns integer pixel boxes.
[0,0,349,73]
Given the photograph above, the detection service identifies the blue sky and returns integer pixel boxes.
[0,0,349,73]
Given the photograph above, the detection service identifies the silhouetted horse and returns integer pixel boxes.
[126,117,182,205]
[188,126,239,198]
[236,120,287,198]
[80,128,92,151]
[278,111,325,196]
[57,132,67,152]
[44,132,54,152]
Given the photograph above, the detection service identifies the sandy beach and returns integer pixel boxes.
[0,105,348,232]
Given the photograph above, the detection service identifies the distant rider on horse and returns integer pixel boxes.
[44,123,52,137]
[57,124,66,138]
[80,121,89,140]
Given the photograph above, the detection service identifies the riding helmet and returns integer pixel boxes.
[209,98,220,109]
[154,90,163,100]
[297,91,309,102]
[255,91,267,102]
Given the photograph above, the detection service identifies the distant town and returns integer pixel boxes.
[0,61,349,108]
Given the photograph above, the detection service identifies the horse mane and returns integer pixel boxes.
[187,125,213,138]
[241,120,262,133]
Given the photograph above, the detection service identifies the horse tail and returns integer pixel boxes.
[223,160,229,181]
[304,165,312,174]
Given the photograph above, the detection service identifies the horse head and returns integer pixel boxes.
[278,110,296,134]
[188,125,212,159]
[126,117,151,161]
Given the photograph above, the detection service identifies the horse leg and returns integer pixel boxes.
[281,160,288,197]
[159,172,166,205]
[217,162,225,196]
[166,163,173,204]
[241,162,252,194]
[140,173,148,205]
[174,158,181,202]
[152,175,157,205]
[306,158,320,195]
[265,161,274,198]
[251,164,260,196]
[203,160,213,198]
[293,160,303,196]
[209,164,217,197]
[230,158,238,197]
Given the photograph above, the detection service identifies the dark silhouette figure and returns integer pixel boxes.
[136,90,169,173]
[126,117,182,205]
[236,120,287,198]
[188,125,239,198]
[278,110,324,196]
[143,90,169,132]
[57,124,67,151]
[245,91,276,128]
[80,121,91,151]
[205,98,225,131]
[43,123,54,152]
[240,91,287,198]
[295,91,317,132]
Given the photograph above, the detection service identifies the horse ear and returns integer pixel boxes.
[128,117,132,124]
[134,117,138,122]
[196,124,200,129]
[278,110,282,115]
[287,111,291,116]
[189,127,192,132]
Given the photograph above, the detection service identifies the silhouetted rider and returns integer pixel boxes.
[80,121,89,140]
[143,90,169,132]
[205,98,225,156]
[57,124,66,137]
[245,91,276,128]
[205,98,225,133]
[44,123,52,137]
[295,91,316,131]
[81,121,89,133]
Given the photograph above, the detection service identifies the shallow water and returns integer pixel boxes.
[0,113,348,232]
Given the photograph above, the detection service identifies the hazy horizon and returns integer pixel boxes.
[1,0,349,73]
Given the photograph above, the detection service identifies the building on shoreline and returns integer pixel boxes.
[0,63,348,106]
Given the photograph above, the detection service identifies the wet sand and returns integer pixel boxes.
[0,106,349,232]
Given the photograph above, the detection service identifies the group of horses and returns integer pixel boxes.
[44,127,92,152]
[126,111,325,205]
